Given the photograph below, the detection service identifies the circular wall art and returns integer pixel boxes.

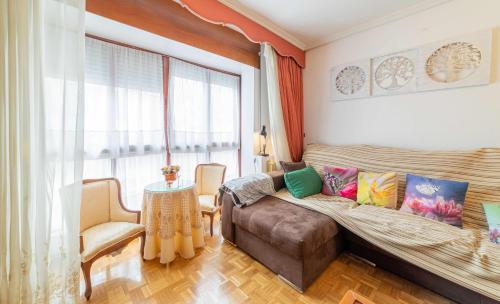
[425,42,482,83]
[375,56,415,90]
[335,66,366,95]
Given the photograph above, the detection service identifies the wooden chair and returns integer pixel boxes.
[80,178,145,300]
[195,163,227,236]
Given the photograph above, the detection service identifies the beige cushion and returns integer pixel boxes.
[81,222,144,262]
[196,165,225,196]
[81,181,111,232]
[199,194,217,211]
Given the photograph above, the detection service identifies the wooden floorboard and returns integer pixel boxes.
[79,217,455,304]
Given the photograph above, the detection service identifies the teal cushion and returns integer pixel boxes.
[284,166,322,199]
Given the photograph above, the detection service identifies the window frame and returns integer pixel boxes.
[165,56,242,178]
[85,34,242,178]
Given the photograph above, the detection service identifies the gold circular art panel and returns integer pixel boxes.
[425,42,482,83]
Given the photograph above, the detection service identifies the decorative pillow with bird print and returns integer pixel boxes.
[321,166,358,200]
[357,172,398,208]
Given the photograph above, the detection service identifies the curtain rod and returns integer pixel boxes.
[85,33,242,78]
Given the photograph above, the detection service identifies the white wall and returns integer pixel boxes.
[304,0,500,150]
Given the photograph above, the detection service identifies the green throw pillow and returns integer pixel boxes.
[284,166,322,199]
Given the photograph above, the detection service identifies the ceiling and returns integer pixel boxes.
[219,0,451,50]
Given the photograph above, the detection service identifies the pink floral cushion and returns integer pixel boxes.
[482,203,500,244]
[400,174,469,227]
[321,166,358,200]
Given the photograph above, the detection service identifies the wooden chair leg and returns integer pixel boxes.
[209,213,214,236]
[140,233,146,261]
[82,262,93,300]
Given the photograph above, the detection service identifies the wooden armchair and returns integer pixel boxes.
[80,178,145,300]
[195,163,227,236]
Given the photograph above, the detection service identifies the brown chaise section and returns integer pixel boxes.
[221,171,343,291]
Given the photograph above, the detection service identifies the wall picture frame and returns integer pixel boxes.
[371,49,418,96]
[329,29,492,101]
[331,60,370,101]
[417,30,492,92]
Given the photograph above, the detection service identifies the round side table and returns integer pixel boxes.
[141,180,205,264]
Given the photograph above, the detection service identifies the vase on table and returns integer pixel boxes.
[161,165,180,186]
[164,172,177,186]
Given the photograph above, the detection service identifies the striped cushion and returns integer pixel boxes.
[303,144,500,229]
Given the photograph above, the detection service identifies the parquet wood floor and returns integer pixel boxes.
[79,217,455,304]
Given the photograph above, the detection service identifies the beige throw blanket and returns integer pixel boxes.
[273,189,500,301]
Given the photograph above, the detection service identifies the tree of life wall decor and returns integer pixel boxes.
[372,49,418,96]
[330,29,492,101]
[417,30,491,92]
[330,60,370,101]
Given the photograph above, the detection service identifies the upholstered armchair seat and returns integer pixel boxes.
[198,194,218,212]
[80,178,145,300]
[81,222,145,263]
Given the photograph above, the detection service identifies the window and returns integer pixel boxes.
[83,37,165,210]
[167,58,240,181]
[83,38,241,209]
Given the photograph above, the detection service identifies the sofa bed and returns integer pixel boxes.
[220,144,500,304]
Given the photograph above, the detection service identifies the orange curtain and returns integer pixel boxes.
[277,55,304,162]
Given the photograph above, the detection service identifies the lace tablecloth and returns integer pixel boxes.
[141,181,205,263]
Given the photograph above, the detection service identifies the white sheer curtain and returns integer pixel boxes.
[262,43,291,166]
[168,58,240,181]
[84,37,166,210]
[1,0,85,302]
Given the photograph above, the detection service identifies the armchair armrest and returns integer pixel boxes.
[80,235,84,254]
[111,201,141,224]
[108,179,141,224]
[215,192,221,206]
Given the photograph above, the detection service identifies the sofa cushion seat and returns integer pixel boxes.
[232,195,338,259]
[81,222,145,262]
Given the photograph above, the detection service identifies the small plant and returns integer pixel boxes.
[161,165,180,175]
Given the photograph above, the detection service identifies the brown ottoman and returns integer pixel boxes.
[230,195,343,291]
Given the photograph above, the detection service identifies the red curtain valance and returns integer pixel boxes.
[86,0,261,68]
[178,0,305,68]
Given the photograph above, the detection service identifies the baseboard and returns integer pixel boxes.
[346,252,376,267]
[278,275,303,293]
[223,239,237,247]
